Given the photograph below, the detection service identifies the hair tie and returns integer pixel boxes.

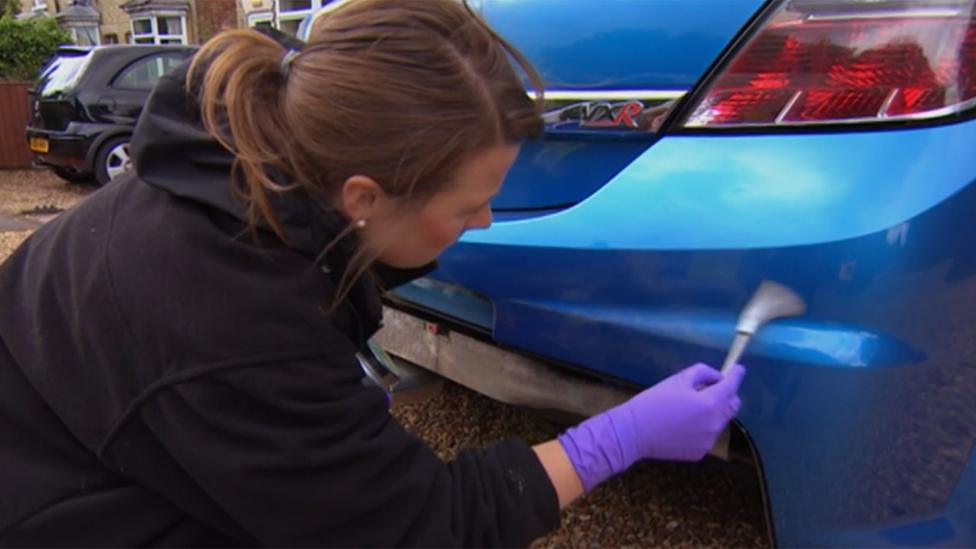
[280,49,300,78]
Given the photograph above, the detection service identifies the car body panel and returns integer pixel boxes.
[463,125,976,250]
[26,46,194,178]
[479,0,764,91]
[481,0,764,211]
[490,138,655,211]
[369,0,976,545]
[393,117,976,545]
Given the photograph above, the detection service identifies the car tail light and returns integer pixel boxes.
[683,0,976,128]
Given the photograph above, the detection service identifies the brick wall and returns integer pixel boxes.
[95,0,132,44]
[194,0,237,43]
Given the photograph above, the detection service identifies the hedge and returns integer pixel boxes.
[0,13,72,82]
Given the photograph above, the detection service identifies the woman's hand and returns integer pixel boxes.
[546,363,746,497]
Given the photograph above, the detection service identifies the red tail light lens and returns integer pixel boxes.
[683,0,976,128]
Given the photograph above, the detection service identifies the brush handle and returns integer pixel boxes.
[721,332,750,374]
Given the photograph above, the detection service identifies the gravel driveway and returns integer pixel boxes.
[0,169,94,261]
[1,168,771,548]
[395,382,769,548]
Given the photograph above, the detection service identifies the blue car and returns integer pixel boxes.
[309,1,976,546]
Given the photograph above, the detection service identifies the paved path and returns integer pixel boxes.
[0,212,39,232]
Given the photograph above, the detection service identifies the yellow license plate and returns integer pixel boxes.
[29,137,49,154]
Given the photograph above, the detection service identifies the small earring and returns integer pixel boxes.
[355,219,367,229]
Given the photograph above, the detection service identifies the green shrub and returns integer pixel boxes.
[0,14,72,82]
[0,0,21,17]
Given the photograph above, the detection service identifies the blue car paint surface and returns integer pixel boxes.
[382,0,976,546]
[405,119,976,546]
[484,0,762,211]
[481,0,761,91]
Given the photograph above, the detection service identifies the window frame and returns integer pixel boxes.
[246,10,273,29]
[130,12,188,45]
[274,0,329,36]
[69,26,101,46]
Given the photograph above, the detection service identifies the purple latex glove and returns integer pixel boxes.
[558,363,746,493]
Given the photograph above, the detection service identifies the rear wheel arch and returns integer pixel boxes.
[83,129,130,174]
[93,134,132,186]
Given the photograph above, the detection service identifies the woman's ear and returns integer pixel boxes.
[340,175,386,222]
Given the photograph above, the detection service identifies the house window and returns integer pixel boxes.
[247,11,273,31]
[32,0,47,13]
[131,13,187,45]
[275,0,329,36]
[70,26,100,46]
[248,1,337,36]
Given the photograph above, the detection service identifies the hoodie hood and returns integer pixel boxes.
[130,60,334,256]
[129,59,435,291]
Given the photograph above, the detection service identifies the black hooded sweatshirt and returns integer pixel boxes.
[0,62,559,547]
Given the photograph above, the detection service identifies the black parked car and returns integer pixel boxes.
[26,45,195,185]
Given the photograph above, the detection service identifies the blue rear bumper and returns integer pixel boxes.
[394,117,976,546]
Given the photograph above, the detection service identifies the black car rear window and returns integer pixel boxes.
[34,50,94,98]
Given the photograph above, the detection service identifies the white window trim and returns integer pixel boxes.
[274,0,327,31]
[246,11,272,28]
[131,11,188,45]
[70,27,101,46]
[32,0,47,14]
